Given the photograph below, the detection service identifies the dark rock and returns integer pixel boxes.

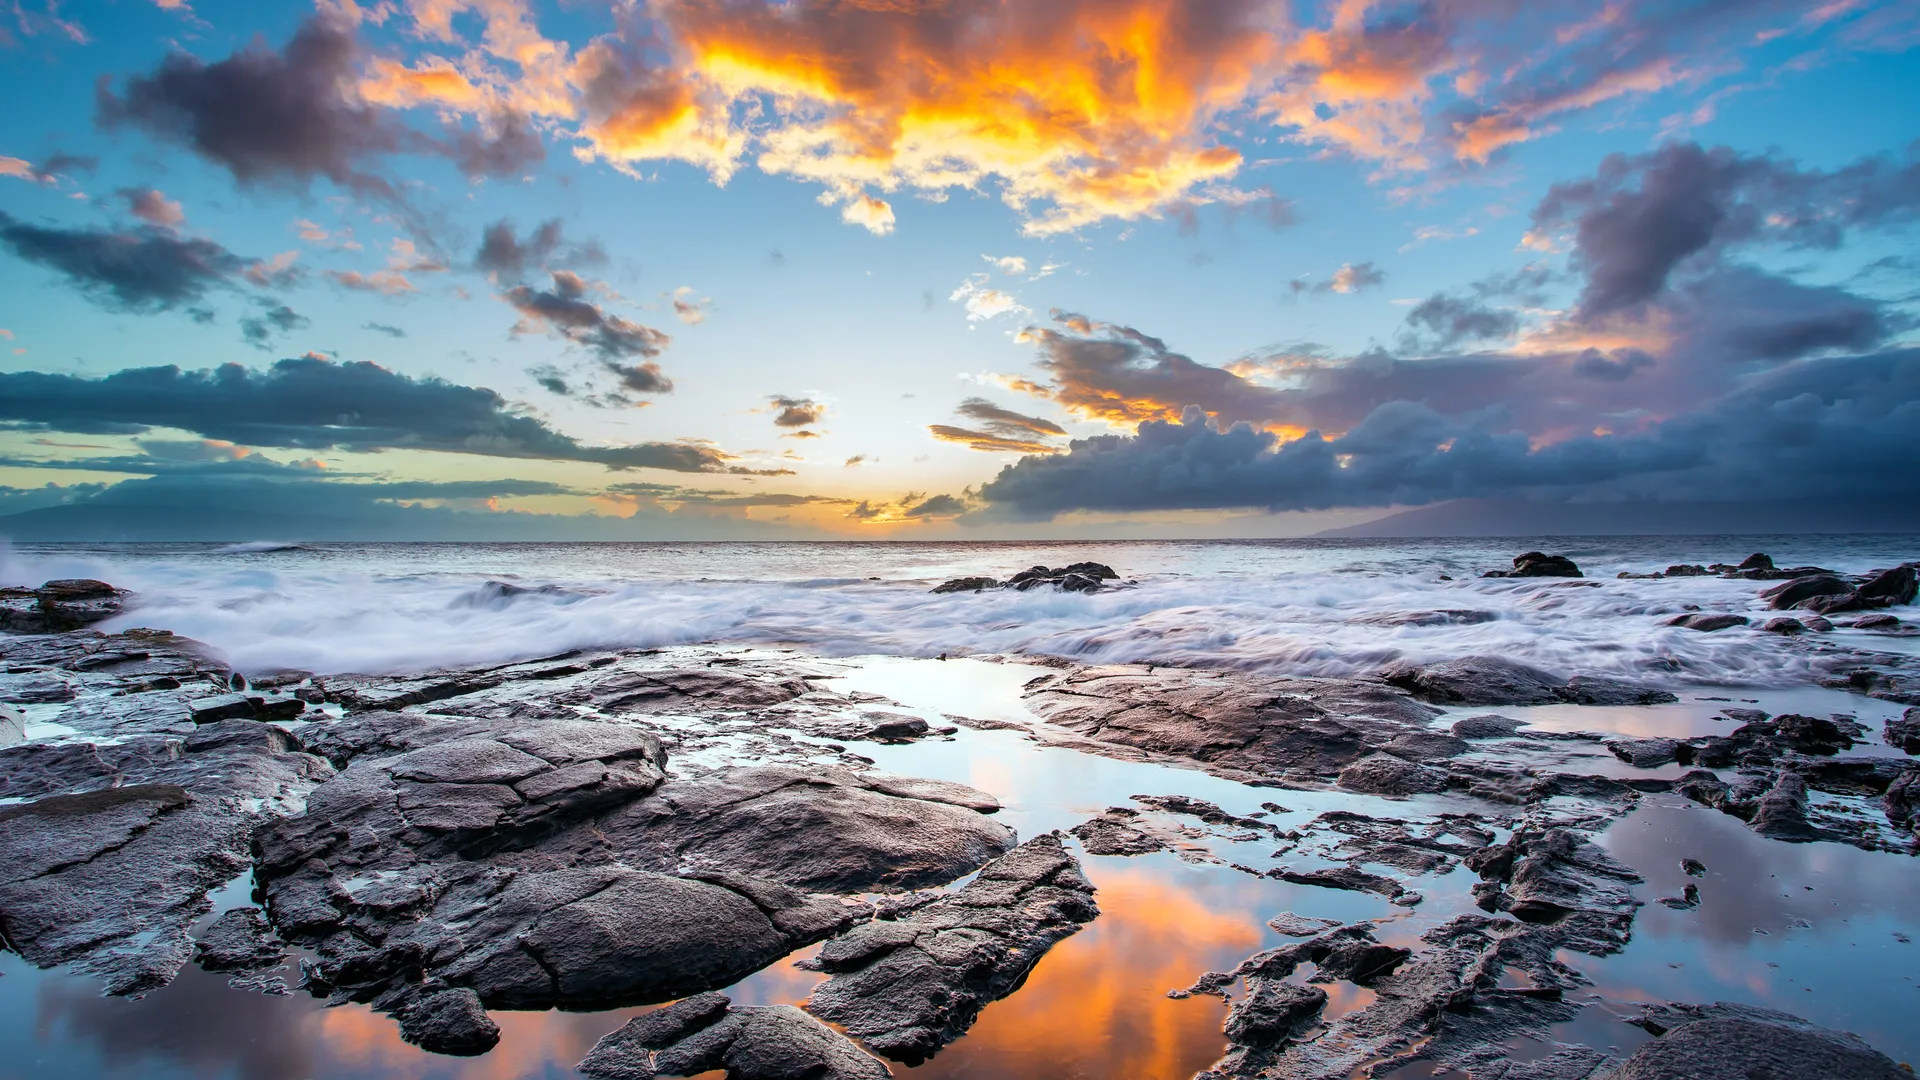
[930,577,999,594]
[1561,675,1678,705]
[1737,553,1774,572]
[1069,809,1166,856]
[1607,1010,1907,1080]
[189,693,259,724]
[194,906,287,972]
[1748,772,1819,841]
[1274,866,1409,902]
[0,579,133,633]
[1267,913,1343,937]
[1804,615,1834,631]
[1485,553,1583,578]
[1681,858,1707,876]
[1657,883,1700,910]
[1382,656,1566,705]
[1859,564,1918,607]
[1665,613,1747,632]
[390,987,500,1056]
[1605,738,1687,769]
[1664,564,1711,576]
[1803,590,1867,615]
[1225,981,1327,1046]
[581,994,890,1080]
[1761,574,1854,610]
[1885,708,1920,754]
[1854,613,1903,630]
[1452,714,1526,739]
[185,718,302,755]
[1380,732,1473,760]
[861,713,929,742]
[805,833,1098,1063]
[1338,753,1448,796]
[1761,617,1805,634]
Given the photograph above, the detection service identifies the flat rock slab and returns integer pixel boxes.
[805,833,1099,1063]
[1382,656,1675,707]
[580,992,891,1080]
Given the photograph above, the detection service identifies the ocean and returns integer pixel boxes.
[4,534,1916,679]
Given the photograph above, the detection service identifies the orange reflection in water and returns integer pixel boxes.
[895,864,1264,1080]
[295,860,1278,1079]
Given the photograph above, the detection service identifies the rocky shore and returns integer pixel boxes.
[2,553,1917,1079]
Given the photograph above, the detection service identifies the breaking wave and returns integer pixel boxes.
[4,536,1908,684]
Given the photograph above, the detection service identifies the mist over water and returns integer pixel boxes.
[4,536,1914,680]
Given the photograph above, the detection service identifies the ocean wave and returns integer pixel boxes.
[213,541,315,554]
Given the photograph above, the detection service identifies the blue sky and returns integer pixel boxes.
[0,0,1916,539]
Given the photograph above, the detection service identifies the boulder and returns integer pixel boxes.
[389,987,500,1057]
[1854,613,1902,631]
[1605,738,1685,769]
[1761,574,1853,610]
[1606,1011,1907,1080]
[581,994,890,1080]
[1858,564,1918,607]
[804,833,1098,1062]
[0,579,132,633]
[1761,617,1805,634]
[1451,714,1525,739]
[930,577,999,594]
[1665,613,1747,632]
[1885,708,1920,755]
[1484,552,1582,578]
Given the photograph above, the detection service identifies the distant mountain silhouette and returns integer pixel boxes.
[1316,499,1920,538]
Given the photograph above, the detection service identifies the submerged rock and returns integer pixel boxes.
[1666,613,1748,632]
[1381,656,1674,707]
[804,833,1098,1063]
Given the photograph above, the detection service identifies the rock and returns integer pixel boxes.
[390,986,500,1056]
[1023,665,1440,784]
[1338,753,1448,796]
[1737,553,1775,572]
[1761,574,1854,610]
[1859,564,1918,607]
[1380,732,1473,760]
[1748,772,1819,841]
[1485,553,1583,578]
[1561,675,1679,706]
[0,579,132,633]
[1225,981,1327,1046]
[1885,708,1920,754]
[1854,613,1903,630]
[1681,858,1707,876]
[804,833,1098,1062]
[861,713,929,742]
[1069,809,1167,856]
[1382,656,1567,705]
[0,703,23,747]
[185,718,302,755]
[194,906,287,972]
[1606,1011,1907,1080]
[1605,738,1686,769]
[1804,615,1834,631]
[1665,613,1747,632]
[1268,913,1343,937]
[1664,564,1711,576]
[1761,617,1805,634]
[1274,866,1409,902]
[581,994,891,1080]
[1452,714,1526,739]
[930,577,999,594]
[188,692,257,724]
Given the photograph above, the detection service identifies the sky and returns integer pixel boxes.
[0,0,1916,540]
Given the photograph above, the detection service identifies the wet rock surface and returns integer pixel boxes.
[1381,656,1675,707]
[931,561,1122,594]
[803,833,1099,1062]
[580,992,891,1080]
[1483,552,1583,578]
[0,578,132,633]
[1611,1003,1909,1080]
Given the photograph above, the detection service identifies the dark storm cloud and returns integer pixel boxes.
[504,270,673,369]
[474,219,606,280]
[239,305,309,350]
[0,211,253,311]
[770,396,824,428]
[0,357,734,472]
[96,17,409,196]
[1533,141,1920,318]
[974,348,1920,520]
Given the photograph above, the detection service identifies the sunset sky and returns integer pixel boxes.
[0,0,1916,539]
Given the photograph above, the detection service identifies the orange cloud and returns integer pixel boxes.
[360,55,486,108]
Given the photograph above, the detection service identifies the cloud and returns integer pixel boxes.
[956,397,1067,438]
[328,268,418,295]
[844,455,868,467]
[903,493,968,518]
[1292,261,1386,295]
[671,286,711,325]
[474,218,605,280]
[928,425,1058,455]
[1530,141,1920,318]
[928,395,1068,454]
[975,344,1920,520]
[1402,293,1520,348]
[951,276,1029,321]
[770,396,824,429]
[1015,311,1293,429]
[0,211,262,311]
[119,188,185,229]
[0,356,737,472]
[604,360,673,395]
[504,270,673,366]
[984,255,1027,276]
[97,16,411,196]
[239,305,310,350]
[363,321,407,338]
[1,153,96,185]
